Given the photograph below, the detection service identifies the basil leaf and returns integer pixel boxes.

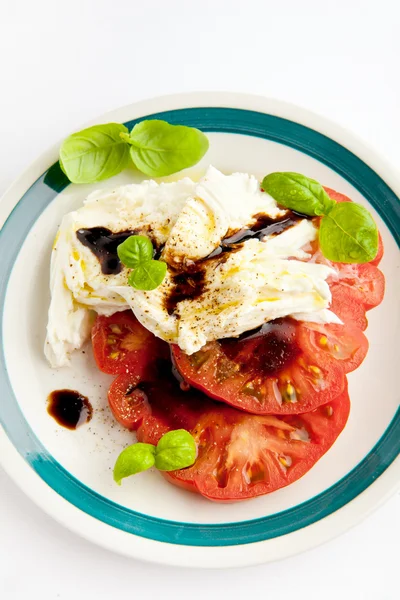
[60,123,131,184]
[117,234,167,291]
[155,429,197,471]
[117,235,153,269]
[125,120,209,177]
[112,431,196,484]
[128,260,167,291]
[113,443,156,485]
[319,202,378,263]
[262,172,335,216]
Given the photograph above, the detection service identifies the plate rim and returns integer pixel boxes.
[0,91,399,568]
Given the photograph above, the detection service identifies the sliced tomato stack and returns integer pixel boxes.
[91,187,384,502]
[93,338,351,501]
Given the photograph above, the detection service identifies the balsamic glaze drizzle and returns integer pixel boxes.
[164,211,307,314]
[75,210,311,316]
[47,390,93,430]
[76,227,136,275]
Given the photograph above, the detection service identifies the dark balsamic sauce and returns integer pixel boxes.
[165,270,207,315]
[220,321,300,376]
[47,389,93,430]
[164,211,306,315]
[153,244,165,261]
[76,227,136,275]
[134,358,185,395]
[228,322,273,343]
[76,211,310,319]
[202,243,242,260]
[219,211,303,247]
[164,243,243,315]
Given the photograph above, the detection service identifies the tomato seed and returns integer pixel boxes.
[109,324,122,334]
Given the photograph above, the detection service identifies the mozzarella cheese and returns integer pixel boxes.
[45,167,339,367]
[163,166,286,265]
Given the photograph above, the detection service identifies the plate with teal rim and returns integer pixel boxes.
[0,92,399,568]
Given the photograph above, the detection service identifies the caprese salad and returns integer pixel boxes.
[45,119,384,501]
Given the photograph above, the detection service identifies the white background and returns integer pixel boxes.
[0,0,399,598]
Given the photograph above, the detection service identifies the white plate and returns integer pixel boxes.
[0,92,399,568]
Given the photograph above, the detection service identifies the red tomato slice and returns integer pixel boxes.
[333,263,385,310]
[329,283,368,331]
[91,310,169,375]
[132,371,350,501]
[108,373,151,430]
[305,252,384,314]
[172,319,346,415]
[298,322,368,373]
[323,187,352,204]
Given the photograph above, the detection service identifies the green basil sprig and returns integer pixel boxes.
[114,429,197,485]
[262,172,335,216]
[120,120,209,177]
[154,429,197,471]
[59,120,209,184]
[319,202,378,263]
[262,172,378,264]
[59,123,131,184]
[113,443,156,485]
[117,235,167,291]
